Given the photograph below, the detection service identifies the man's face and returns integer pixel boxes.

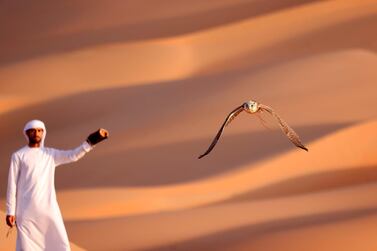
[26,128,44,144]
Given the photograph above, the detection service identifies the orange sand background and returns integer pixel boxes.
[1,1,377,250]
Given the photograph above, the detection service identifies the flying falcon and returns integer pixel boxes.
[198,100,308,159]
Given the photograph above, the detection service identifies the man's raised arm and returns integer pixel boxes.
[53,128,108,166]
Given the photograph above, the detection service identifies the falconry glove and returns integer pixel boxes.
[87,128,109,145]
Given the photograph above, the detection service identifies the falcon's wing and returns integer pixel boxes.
[199,105,244,159]
[258,104,308,151]
[225,106,244,127]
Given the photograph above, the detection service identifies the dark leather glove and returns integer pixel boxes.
[87,128,109,145]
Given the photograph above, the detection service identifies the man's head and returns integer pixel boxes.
[23,120,46,147]
[25,128,44,145]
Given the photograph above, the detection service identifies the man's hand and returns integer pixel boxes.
[6,215,15,227]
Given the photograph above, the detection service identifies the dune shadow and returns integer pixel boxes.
[0,71,250,175]
[64,206,377,251]
[0,0,316,65]
[205,165,377,208]
[201,13,377,74]
[0,77,352,192]
[54,123,349,189]
[142,207,377,251]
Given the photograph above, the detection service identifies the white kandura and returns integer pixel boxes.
[6,120,93,251]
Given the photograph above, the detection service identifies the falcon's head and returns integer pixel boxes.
[244,100,259,113]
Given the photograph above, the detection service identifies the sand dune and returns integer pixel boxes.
[37,119,376,221]
[65,183,377,251]
[0,48,375,192]
[2,49,376,149]
[210,211,377,251]
[58,119,376,251]
[0,1,376,115]
[207,12,377,74]
[1,49,376,213]
[0,0,316,64]
[1,1,377,250]
[0,47,375,145]
[0,96,28,115]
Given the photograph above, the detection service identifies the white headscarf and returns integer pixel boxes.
[23,120,47,147]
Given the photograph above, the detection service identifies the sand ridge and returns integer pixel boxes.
[0,1,376,250]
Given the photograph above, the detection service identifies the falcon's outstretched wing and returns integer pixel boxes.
[199,105,244,159]
[258,104,308,151]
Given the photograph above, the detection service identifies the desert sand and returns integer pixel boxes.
[1,0,377,250]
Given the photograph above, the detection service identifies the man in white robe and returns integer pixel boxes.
[5,119,108,251]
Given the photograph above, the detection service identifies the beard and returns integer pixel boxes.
[28,137,42,144]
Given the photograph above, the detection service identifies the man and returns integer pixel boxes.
[5,119,108,251]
